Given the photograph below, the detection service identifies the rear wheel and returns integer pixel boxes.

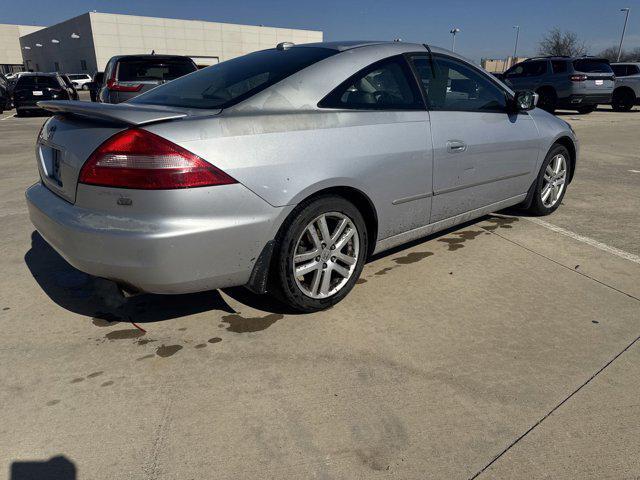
[612,88,635,112]
[528,144,570,216]
[271,195,368,312]
[536,88,557,114]
[577,105,597,114]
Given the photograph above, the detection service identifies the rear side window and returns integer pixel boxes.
[573,59,613,73]
[132,47,337,109]
[319,56,423,110]
[551,61,568,73]
[16,76,61,88]
[117,58,197,82]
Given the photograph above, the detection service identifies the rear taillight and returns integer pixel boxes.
[569,74,588,82]
[79,129,237,190]
[106,78,143,92]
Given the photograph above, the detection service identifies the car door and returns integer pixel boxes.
[316,55,433,240]
[410,53,540,223]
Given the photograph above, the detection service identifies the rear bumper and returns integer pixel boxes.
[26,182,289,294]
[561,93,612,106]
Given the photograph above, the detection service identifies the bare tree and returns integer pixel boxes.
[598,46,640,62]
[538,28,587,57]
[598,46,620,62]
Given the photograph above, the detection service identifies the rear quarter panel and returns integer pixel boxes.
[147,110,434,241]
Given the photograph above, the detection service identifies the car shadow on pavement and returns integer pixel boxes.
[24,231,238,323]
[11,455,76,480]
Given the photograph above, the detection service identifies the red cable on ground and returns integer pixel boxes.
[130,320,146,333]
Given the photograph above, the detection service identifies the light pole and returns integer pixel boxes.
[450,28,460,52]
[617,8,630,62]
[513,25,520,59]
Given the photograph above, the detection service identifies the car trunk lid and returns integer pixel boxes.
[35,101,220,203]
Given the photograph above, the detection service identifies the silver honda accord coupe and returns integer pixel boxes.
[26,41,578,312]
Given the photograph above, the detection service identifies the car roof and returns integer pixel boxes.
[18,72,59,77]
[111,54,195,61]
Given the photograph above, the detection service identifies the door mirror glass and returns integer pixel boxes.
[513,90,538,111]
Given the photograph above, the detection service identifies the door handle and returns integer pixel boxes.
[446,140,467,153]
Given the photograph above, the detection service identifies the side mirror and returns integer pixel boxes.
[512,90,538,111]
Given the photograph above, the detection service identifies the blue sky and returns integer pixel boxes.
[4,0,639,61]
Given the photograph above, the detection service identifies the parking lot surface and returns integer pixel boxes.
[1,104,639,479]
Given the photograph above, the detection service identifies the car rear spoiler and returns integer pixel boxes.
[36,100,195,126]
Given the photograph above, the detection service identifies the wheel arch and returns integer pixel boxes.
[245,185,379,295]
[613,85,636,100]
[554,136,577,183]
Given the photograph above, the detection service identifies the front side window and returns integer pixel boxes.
[319,56,423,110]
[132,47,337,109]
[412,55,508,112]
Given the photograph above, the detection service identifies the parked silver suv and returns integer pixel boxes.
[504,56,614,114]
[98,54,197,104]
[610,62,640,111]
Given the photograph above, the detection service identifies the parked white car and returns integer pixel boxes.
[611,63,640,111]
[67,73,93,90]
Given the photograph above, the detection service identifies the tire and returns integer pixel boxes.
[612,89,635,112]
[82,84,89,91]
[15,108,23,117]
[577,105,597,114]
[527,144,571,216]
[536,88,557,114]
[271,195,368,312]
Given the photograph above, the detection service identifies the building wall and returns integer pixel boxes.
[20,13,98,73]
[0,23,43,72]
[481,56,528,73]
[89,12,323,72]
[19,12,323,75]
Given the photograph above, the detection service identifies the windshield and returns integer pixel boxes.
[131,47,337,109]
[117,58,197,83]
[573,59,613,74]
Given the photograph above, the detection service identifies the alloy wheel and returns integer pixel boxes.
[541,154,567,208]
[292,212,359,299]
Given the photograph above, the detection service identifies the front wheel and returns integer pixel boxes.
[527,145,571,216]
[271,195,368,312]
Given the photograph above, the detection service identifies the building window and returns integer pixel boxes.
[80,60,87,71]
[54,62,60,72]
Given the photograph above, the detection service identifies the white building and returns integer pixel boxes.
[0,23,44,73]
[19,12,323,74]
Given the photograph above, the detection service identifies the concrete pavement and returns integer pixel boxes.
[0,106,638,479]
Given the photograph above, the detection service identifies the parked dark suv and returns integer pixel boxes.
[98,54,197,104]
[504,56,615,114]
[0,73,12,113]
[13,73,74,116]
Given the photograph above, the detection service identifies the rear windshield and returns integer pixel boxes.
[131,47,337,109]
[572,59,613,73]
[117,58,197,82]
[15,76,61,88]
